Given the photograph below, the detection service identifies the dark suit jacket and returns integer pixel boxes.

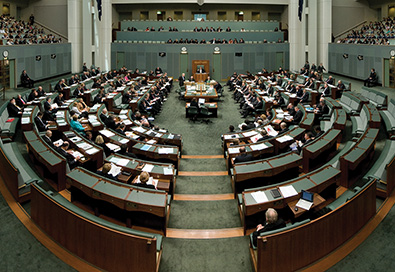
[178,76,185,86]
[293,110,303,124]
[300,92,309,103]
[16,97,26,107]
[134,183,155,190]
[34,116,47,132]
[96,170,118,181]
[42,135,56,149]
[7,103,21,117]
[252,218,286,247]
[234,153,254,163]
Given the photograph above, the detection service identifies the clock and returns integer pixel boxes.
[390,50,395,57]
[2,50,9,58]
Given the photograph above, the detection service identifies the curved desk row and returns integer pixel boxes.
[340,128,379,188]
[231,152,303,194]
[31,181,162,272]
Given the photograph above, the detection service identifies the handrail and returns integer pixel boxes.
[334,20,367,41]
[34,20,68,41]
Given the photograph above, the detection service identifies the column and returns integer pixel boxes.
[94,0,112,71]
[288,0,304,71]
[68,0,83,73]
[318,0,332,70]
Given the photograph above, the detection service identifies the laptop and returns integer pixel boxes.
[296,190,314,210]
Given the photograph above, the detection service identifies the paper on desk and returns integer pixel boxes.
[250,134,263,143]
[71,151,83,158]
[118,115,128,120]
[142,164,154,172]
[109,163,122,177]
[119,138,129,144]
[125,132,139,139]
[277,135,293,143]
[251,191,269,203]
[21,117,30,124]
[116,158,129,166]
[123,119,132,125]
[251,143,268,151]
[76,142,91,150]
[100,130,115,137]
[243,131,257,137]
[106,142,121,151]
[296,199,313,210]
[279,185,298,198]
[265,125,278,137]
[228,148,239,154]
[158,148,174,154]
[163,167,173,175]
[147,139,156,144]
[53,139,64,146]
[132,126,145,133]
[167,134,174,139]
[119,109,128,115]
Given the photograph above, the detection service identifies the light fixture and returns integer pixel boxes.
[159,52,166,57]
[214,47,221,54]
[157,11,162,15]
[239,11,244,15]
[51,54,56,59]
[357,55,363,61]
[36,55,41,61]
[181,47,188,54]
[343,54,348,59]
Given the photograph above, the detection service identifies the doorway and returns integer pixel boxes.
[180,53,188,78]
[0,59,11,90]
[116,52,125,71]
[212,53,221,81]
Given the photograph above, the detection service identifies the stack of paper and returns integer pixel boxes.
[142,164,154,172]
[106,143,121,152]
[251,191,268,203]
[251,143,268,151]
[277,135,293,143]
[100,130,115,137]
[279,185,298,198]
[109,163,122,176]
[163,167,173,175]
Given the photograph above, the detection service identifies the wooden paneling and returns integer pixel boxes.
[255,181,376,272]
[30,184,159,272]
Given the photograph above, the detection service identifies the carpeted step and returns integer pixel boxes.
[174,176,232,194]
[159,237,253,272]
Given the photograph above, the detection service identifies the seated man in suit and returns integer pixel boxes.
[42,130,60,149]
[37,86,46,97]
[252,208,286,247]
[326,75,334,85]
[273,93,285,107]
[155,67,163,75]
[278,122,289,135]
[298,88,309,104]
[15,94,27,108]
[364,68,378,87]
[34,112,49,132]
[320,82,331,98]
[20,70,34,88]
[295,131,314,153]
[57,141,80,170]
[189,75,195,82]
[337,80,346,93]
[96,163,118,181]
[134,171,156,189]
[54,92,65,106]
[28,89,39,102]
[7,98,22,117]
[290,105,303,124]
[257,129,271,142]
[234,146,254,163]
[115,123,126,136]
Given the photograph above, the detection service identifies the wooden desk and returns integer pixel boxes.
[287,193,325,218]
[194,73,209,82]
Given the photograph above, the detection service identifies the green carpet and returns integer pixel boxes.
[175,176,233,195]
[179,158,226,172]
[168,199,241,229]
[159,237,253,272]
[0,194,75,272]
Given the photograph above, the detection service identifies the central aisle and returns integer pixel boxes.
[156,84,254,272]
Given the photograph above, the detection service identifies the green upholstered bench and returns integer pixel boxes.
[0,102,20,142]
[0,140,41,199]
[379,99,395,137]
[364,140,395,192]
[360,86,387,109]
[338,92,362,114]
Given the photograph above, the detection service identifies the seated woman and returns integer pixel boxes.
[96,162,118,181]
[70,114,86,135]
[134,171,156,190]
[94,135,112,157]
